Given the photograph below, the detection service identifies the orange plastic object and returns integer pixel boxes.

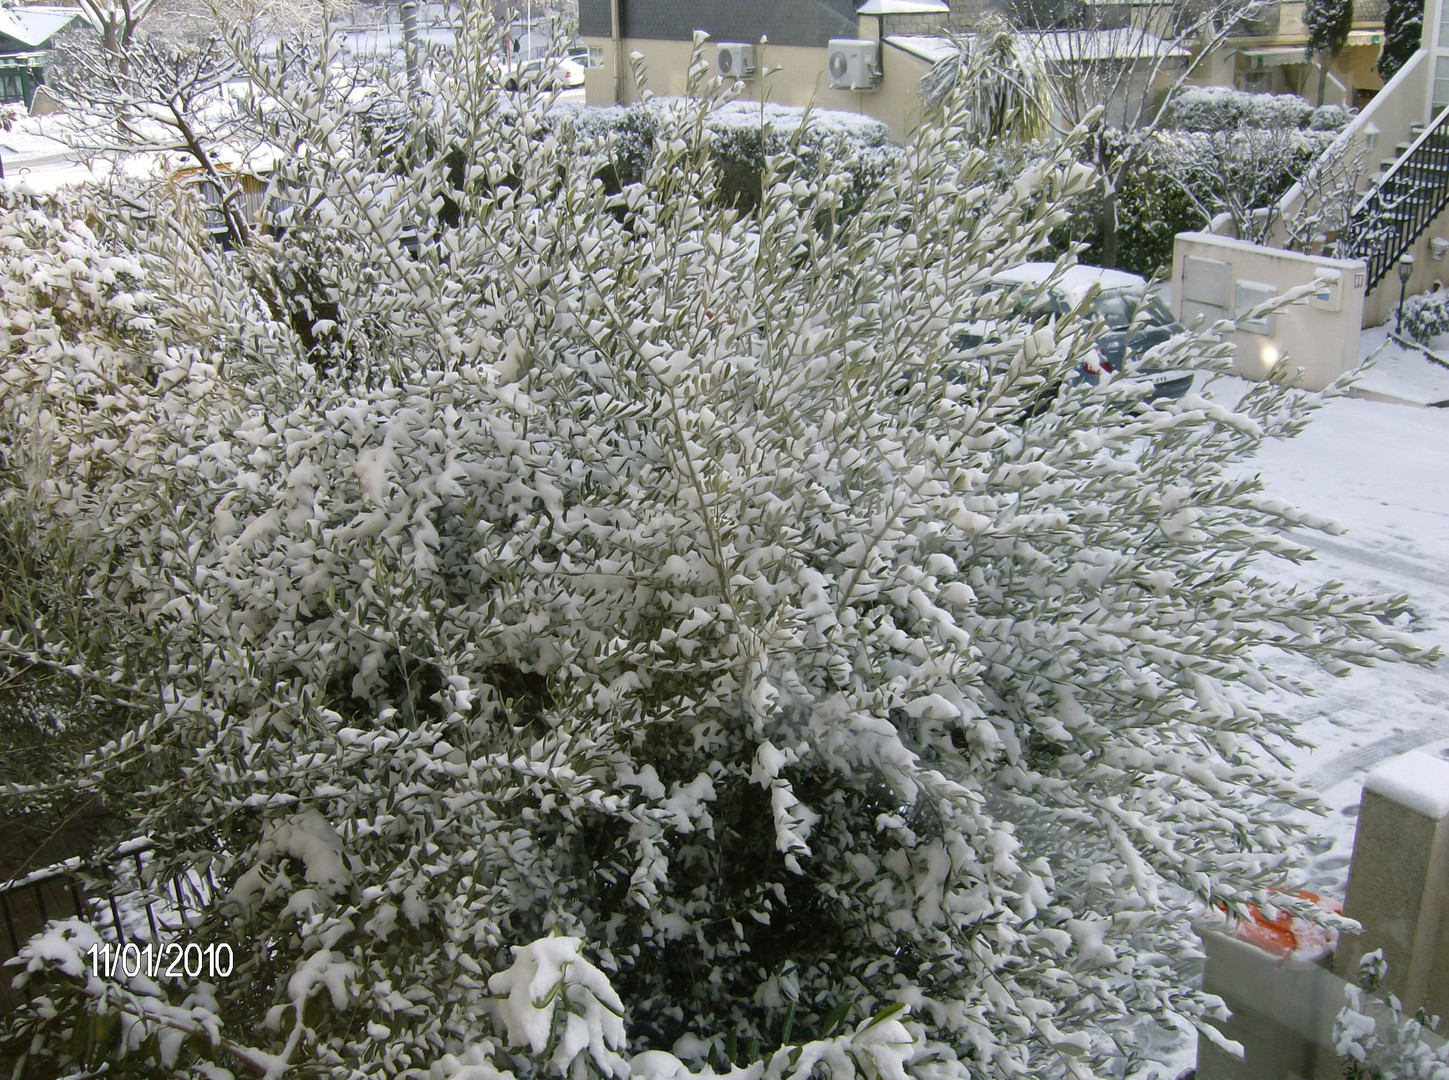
[1232,891,1342,958]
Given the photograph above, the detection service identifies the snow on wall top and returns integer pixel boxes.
[1364,750,1449,820]
[885,35,960,63]
[704,100,892,137]
[888,29,1189,65]
[857,0,950,14]
[554,97,892,141]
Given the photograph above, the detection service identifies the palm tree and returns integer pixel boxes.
[920,21,1051,144]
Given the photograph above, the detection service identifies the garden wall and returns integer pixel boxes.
[1171,232,1367,390]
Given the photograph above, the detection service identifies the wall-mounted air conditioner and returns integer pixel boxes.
[716,43,757,80]
[827,39,879,91]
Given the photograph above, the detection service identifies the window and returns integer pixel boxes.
[1435,55,1449,110]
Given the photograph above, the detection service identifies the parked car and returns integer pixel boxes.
[953,262,1194,406]
[499,56,586,91]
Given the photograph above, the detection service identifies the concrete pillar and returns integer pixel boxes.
[1195,925,1340,1080]
[1196,750,1449,1080]
[1333,749,1449,1022]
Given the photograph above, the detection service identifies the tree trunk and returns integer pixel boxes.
[1099,187,1120,269]
[1316,56,1331,106]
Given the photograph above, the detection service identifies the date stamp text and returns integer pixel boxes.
[88,942,235,980]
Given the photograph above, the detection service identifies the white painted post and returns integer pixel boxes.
[1333,749,1449,1023]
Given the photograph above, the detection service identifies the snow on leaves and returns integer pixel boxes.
[0,19,1436,1080]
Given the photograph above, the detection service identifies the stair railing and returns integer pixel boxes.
[1344,103,1449,290]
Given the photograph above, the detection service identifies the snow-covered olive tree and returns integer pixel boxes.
[0,14,1433,1080]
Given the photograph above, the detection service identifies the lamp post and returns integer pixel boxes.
[1396,253,1415,336]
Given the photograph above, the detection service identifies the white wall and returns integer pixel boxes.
[1171,232,1367,390]
[1362,209,1449,325]
[1270,49,1430,245]
[581,36,933,142]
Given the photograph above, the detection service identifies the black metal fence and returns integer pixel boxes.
[1345,106,1449,292]
[0,841,216,1015]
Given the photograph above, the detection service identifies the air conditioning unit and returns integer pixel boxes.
[828,39,879,91]
[716,43,757,80]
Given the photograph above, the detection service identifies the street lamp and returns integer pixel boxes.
[1396,253,1415,336]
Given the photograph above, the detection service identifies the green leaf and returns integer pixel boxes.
[822,1000,853,1038]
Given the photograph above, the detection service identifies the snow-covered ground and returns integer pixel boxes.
[1252,336,1449,894]
[1134,332,1449,1080]
[0,116,105,193]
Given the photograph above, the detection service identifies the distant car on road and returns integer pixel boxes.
[953,262,1194,406]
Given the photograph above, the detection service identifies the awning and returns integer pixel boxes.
[856,0,950,13]
[1240,30,1382,67]
[1240,45,1309,68]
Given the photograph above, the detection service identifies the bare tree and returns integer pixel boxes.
[1151,125,1352,243]
[73,0,160,57]
[1014,0,1271,266]
[1276,130,1365,253]
[53,34,253,244]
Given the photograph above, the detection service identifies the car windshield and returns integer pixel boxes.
[1092,288,1173,330]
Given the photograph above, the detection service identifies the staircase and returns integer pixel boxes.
[1340,105,1449,291]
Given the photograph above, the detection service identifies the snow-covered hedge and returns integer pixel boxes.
[0,24,1432,1080]
[1164,86,1354,133]
[1400,286,1449,343]
[1334,951,1449,1079]
[561,99,902,215]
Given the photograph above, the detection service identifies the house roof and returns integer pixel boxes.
[887,28,1188,64]
[1025,28,1189,62]
[856,0,950,13]
[0,5,83,49]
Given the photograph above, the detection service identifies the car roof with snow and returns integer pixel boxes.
[990,262,1148,306]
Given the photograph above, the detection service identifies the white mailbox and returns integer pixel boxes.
[1182,255,1232,308]
[1234,280,1278,335]
[1310,269,1343,312]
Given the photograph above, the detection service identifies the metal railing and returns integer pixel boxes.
[1343,104,1449,291]
[0,840,217,1013]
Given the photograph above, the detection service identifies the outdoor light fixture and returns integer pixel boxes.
[1396,254,1415,336]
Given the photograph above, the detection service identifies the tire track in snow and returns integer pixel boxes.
[1289,531,1449,596]
[1302,722,1449,794]
[1281,526,1449,793]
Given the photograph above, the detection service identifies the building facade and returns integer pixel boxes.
[0,6,82,107]
[576,0,950,139]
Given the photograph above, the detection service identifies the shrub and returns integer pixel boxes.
[1379,0,1424,83]
[0,26,1432,1080]
[1164,86,1354,133]
[1400,286,1449,342]
[1335,951,1449,1079]
[564,99,902,216]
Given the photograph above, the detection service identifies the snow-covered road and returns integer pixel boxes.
[1138,339,1449,1080]
[1243,343,1449,896]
